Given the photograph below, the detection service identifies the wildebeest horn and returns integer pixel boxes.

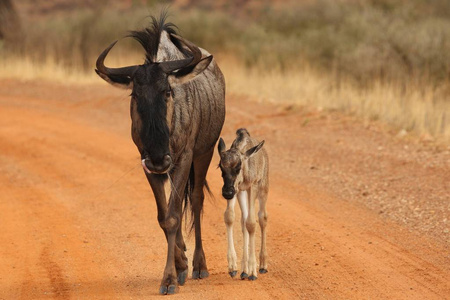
[95,40,139,78]
[171,34,203,65]
[159,34,203,73]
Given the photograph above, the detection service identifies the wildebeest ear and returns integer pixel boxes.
[218,137,226,154]
[245,140,265,158]
[168,55,213,86]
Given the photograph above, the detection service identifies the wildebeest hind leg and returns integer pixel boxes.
[191,149,214,279]
[175,223,188,285]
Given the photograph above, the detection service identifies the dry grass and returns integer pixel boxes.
[0,56,95,84]
[0,42,144,84]
[221,56,450,140]
[1,54,448,141]
[0,1,449,141]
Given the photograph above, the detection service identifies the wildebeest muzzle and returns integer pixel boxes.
[142,154,172,174]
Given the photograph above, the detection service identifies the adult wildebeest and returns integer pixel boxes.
[95,14,225,295]
[218,129,269,281]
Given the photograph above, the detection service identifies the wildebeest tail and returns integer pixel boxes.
[183,163,213,233]
[183,164,194,232]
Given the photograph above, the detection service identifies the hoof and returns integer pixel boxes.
[229,270,237,278]
[167,285,177,295]
[192,270,200,279]
[159,286,167,295]
[177,269,188,286]
[192,270,209,279]
[200,270,209,278]
[259,268,268,274]
[248,275,257,281]
[240,272,248,280]
[159,284,178,295]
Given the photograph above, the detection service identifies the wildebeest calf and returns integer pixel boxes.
[218,128,269,280]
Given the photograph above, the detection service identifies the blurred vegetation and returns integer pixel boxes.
[0,0,448,138]
[1,0,449,86]
[0,0,22,46]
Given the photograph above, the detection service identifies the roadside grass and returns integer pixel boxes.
[2,54,447,140]
[222,59,450,140]
[0,1,448,141]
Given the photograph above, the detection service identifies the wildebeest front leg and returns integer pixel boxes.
[159,153,193,295]
[224,195,238,277]
[237,190,249,279]
[191,149,214,279]
[175,223,188,286]
[146,173,168,236]
[146,173,188,287]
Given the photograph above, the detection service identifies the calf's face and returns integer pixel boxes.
[218,147,243,199]
[217,137,265,200]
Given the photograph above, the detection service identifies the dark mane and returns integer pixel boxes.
[128,11,186,63]
[236,128,250,137]
[231,128,250,149]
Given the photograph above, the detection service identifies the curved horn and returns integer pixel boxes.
[159,34,203,73]
[171,34,202,66]
[95,40,139,78]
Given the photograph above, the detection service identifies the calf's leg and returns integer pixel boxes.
[224,195,237,277]
[237,190,249,279]
[258,188,268,273]
[246,185,258,280]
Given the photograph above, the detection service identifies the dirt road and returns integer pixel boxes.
[0,80,449,299]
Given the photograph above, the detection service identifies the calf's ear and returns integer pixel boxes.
[218,137,226,154]
[245,140,265,158]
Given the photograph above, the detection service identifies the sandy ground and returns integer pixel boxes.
[0,79,449,299]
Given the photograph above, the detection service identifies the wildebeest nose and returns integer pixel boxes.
[142,154,172,174]
[222,187,235,200]
[161,154,172,170]
[152,154,171,173]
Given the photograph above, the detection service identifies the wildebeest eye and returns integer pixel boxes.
[234,162,241,174]
[234,167,241,175]
[165,89,171,98]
